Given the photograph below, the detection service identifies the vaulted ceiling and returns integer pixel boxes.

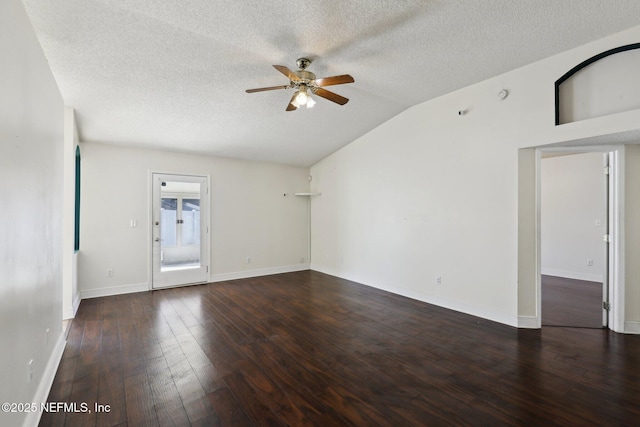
[23,0,640,166]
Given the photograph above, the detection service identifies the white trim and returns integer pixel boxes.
[624,321,640,334]
[23,332,66,427]
[72,291,81,316]
[63,292,81,320]
[540,268,603,283]
[310,265,518,327]
[535,145,624,332]
[79,265,310,299]
[80,282,149,299]
[149,171,211,290]
[609,148,625,333]
[534,148,543,329]
[518,316,540,329]
[210,264,310,283]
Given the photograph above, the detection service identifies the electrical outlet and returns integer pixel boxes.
[107,268,113,277]
[436,276,442,285]
[300,257,305,264]
[587,259,594,266]
[246,257,252,264]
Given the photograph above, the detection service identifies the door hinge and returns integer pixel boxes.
[603,166,611,175]
[603,301,611,310]
[603,234,612,243]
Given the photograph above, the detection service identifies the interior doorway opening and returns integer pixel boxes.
[534,146,622,332]
[540,151,609,328]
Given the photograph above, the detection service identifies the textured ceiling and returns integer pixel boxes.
[22,0,640,166]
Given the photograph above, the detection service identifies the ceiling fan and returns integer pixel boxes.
[246,58,354,111]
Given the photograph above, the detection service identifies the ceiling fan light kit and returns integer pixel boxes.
[246,58,354,111]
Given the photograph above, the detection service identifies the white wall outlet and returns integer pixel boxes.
[300,257,305,264]
[436,276,442,285]
[106,268,113,277]
[130,219,137,228]
[28,359,34,383]
[246,257,252,264]
[587,259,594,266]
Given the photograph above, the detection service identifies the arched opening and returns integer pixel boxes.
[74,145,80,252]
[555,43,640,125]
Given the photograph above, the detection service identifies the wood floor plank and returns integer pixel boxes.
[149,375,192,427]
[207,388,252,427]
[96,364,127,427]
[41,271,640,426]
[123,373,158,426]
[542,275,603,328]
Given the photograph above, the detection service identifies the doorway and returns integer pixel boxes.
[151,173,209,289]
[539,149,614,329]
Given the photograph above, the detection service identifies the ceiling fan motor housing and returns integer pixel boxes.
[294,70,316,83]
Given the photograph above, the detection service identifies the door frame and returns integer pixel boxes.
[148,170,211,290]
[534,145,624,332]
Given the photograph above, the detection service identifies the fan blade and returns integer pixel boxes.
[314,88,349,105]
[315,74,354,87]
[273,65,301,82]
[246,85,289,93]
[286,94,298,111]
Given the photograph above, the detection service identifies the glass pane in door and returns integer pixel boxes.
[160,182,201,271]
[182,199,200,246]
[161,198,177,247]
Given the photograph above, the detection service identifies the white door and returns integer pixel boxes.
[152,173,209,289]
[602,153,611,327]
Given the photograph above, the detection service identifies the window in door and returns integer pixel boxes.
[160,190,201,271]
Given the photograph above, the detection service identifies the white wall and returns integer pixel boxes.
[310,24,640,328]
[78,142,310,298]
[541,153,606,282]
[0,1,65,426]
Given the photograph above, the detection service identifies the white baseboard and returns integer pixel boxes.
[62,308,73,320]
[210,264,310,283]
[310,264,518,328]
[518,316,540,329]
[72,291,81,316]
[78,265,311,300]
[80,282,149,299]
[63,291,81,320]
[541,268,603,283]
[23,331,66,427]
[624,321,640,334]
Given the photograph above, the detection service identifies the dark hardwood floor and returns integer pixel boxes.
[41,271,640,426]
[541,275,604,328]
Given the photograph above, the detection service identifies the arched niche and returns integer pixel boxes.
[74,145,81,251]
[555,43,640,125]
